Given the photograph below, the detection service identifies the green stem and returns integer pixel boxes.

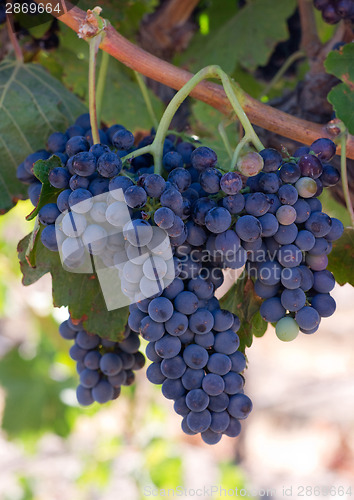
[222,76,263,153]
[121,145,154,163]
[231,134,251,170]
[151,65,263,175]
[218,120,233,160]
[96,50,109,126]
[134,71,159,130]
[88,36,102,145]
[259,50,305,99]
[340,133,354,227]
[152,66,216,174]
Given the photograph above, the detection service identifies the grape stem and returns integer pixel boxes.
[96,50,110,127]
[340,133,354,227]
[88,35,102,145]
[150,65,264,174]
[134,71,159,130]
[231,134,251,169]
[218,120,234,160]
[121,145,153,163]
[259,50,305,99]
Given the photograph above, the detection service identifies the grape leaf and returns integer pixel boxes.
[181,0,296,74]
[18,231,129,341]
[0,59,86,214]
[327,84,354,135]
[327,227,354,286]
[26,155,63,221]
[220,274,267,352]
[325,44,354,135]
[325,43,354,83]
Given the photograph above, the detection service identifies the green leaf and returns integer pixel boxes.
[26,155,63,221]
[324,43,354,83]
[0,342,75,437]
[42,25,163,130]
[25,217,41,267]
[327,84,354,135]
[18,232,129,340]
[0,59,86,214]
[220,275,267,352]
[182,0,296,74]
[327,227,354,286]
[325,44,354,134]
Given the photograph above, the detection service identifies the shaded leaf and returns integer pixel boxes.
[325,43,354,85]
[327,84,354,135]
[325,44,354,134]
[182,0,296,74]
[220,275,267,352]
[327,227,354,286]
[26,155,63,221]
[25,217,41,267]
[18,232,129,340]
[0,59,86,213]
[0,342,75,437]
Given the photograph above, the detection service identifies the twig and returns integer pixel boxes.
[297,0,322,60]
[32,0,354,159]
[260,50,305,98]
[6,16,23,63]
[218,120,234,160]
[134,71,159,129]
[340,133,354,227]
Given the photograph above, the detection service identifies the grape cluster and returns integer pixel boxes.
[313,0,354,24]
[59,315,145,405]
[133,276,251,445]
[17,111,344,444]
[242,139,343,340]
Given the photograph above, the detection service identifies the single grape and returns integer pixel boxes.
[191,146,217,171]
[295,306,320,331]
[275,316,299,341]
[228,393,253,419]
[97,152,122,178]
[311,293,336,317]
[295,177,317,198]
[112,129,134,150]
[237,152,264,176]
[310,138,336,161]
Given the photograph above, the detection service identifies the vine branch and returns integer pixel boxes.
[36,0,354,160]
[297,0,322,60]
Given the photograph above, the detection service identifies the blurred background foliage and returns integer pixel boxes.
[0,0,353,498]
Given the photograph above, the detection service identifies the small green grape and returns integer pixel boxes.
[275,316,299,342]
[295,177,317,198]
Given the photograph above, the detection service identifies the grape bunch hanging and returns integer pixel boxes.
[313,0,354,24]
[17,107,343,445]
